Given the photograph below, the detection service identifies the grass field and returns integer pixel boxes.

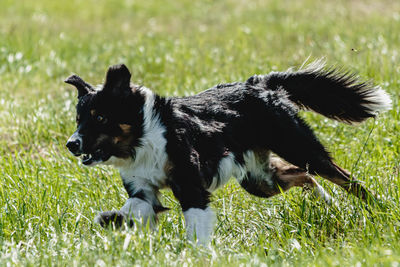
[1,0,399,265]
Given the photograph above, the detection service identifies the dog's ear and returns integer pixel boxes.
[65,74,95,98]
[103,64,132,95]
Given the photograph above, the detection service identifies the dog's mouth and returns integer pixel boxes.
[78,149,111,166]
[81,153,96,165]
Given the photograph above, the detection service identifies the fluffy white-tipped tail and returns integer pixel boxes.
[362,87,392,114]
[249,61,392,124]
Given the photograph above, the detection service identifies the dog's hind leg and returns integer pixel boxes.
[266,114,374,202]
[272,142,374,201]
[238,153,332,203]
[316,160,375,202]
[270,156,332,203]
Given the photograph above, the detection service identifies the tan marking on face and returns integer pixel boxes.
[90,109,96,116]
[113,125,132,144]
[119,124,131,134]
[113,136,123,143]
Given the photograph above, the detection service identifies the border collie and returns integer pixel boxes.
[65,62,391,244]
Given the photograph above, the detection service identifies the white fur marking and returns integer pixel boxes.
[311,182,333,205]
[240,150,273,186]
[362,87,392,113]
[208,153,245,192]
[208,151,274,191]
[120,198,156,227]
[183,207,215,245]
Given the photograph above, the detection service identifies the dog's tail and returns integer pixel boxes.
[248,61,392,124]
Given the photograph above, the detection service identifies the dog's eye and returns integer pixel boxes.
[76,114,80,123]
[96,115,107,124]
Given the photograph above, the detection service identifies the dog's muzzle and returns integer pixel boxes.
[66,131,111,166]
[66,131,82,156]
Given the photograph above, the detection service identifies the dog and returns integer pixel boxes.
[65,62,391,244]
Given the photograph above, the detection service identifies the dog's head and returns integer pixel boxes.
[65,64,145,166]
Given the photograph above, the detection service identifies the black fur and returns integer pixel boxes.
[65,74,95,98]
[157,81,326,209]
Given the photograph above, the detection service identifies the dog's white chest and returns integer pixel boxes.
[117,87,169,190]
[111,132,168,191]
[118,151,168,189]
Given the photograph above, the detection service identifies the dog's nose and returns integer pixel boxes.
[66,131,83,154]
[66,139,81,154]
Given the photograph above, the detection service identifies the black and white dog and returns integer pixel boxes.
[65,62,391,244]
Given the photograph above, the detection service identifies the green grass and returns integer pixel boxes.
[0,0,399,265]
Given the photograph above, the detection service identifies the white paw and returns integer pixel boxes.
[312,184,335,205]
[120,198,156,228]
[184,207,215,245]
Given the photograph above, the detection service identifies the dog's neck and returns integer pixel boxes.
[105,87,169,188]
[138,86,165,140]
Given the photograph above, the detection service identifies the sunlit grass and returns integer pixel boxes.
[0,0,399,265]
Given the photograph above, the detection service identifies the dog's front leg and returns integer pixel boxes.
[95,186,163,229]
[95,197,156,229]
[120,197,157,227]
[171,181,215,245]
